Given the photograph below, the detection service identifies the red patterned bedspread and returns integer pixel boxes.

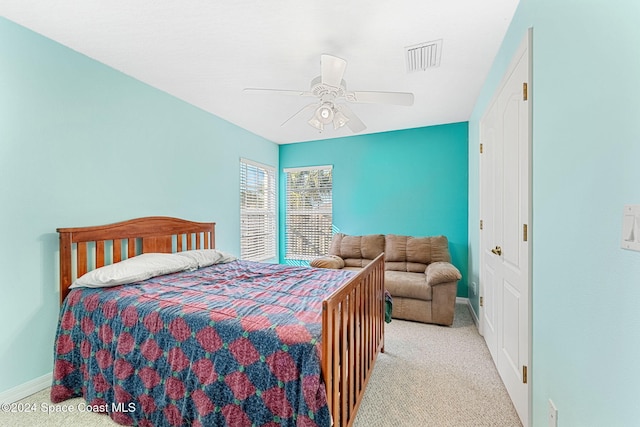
[51,260,355,426]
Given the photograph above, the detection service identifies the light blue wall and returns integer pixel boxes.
[0,18,278,394]
[280,123,469,297]
[469,1,640,425]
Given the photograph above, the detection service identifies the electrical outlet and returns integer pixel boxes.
[471,281,477,295]
[548,399,558,427]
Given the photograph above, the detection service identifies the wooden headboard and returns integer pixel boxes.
[57,216,216,305]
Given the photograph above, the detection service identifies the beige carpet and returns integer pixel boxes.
[0,303,521,427]
[353,303,522,427]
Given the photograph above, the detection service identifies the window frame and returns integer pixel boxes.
[240,158,277,262]
[284,165,333,261]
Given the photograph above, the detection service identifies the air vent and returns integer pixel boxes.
[405,39,443,72]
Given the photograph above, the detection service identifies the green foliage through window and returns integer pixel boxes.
[285,166,332,260]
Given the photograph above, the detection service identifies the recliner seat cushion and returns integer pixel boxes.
[384,270,432,300]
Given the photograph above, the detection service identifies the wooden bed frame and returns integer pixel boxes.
[57,216,385,427]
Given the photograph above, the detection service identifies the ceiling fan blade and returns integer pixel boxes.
[244,88,314,97]
[346,91,415,106]
[281,103,319,127]
[321,54,347,88]
[337,104,366,133]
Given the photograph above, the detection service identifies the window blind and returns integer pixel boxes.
[240,159,276,261]
[284,165,333,260]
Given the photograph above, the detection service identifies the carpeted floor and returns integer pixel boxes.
[353,303,522,427]
[0,303,521,427]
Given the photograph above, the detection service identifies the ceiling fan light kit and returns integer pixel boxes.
[308,102,349,132]
[244,54,414,134]
[332,108,349,130]
[317,103,334,122]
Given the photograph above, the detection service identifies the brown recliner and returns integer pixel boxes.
[311,233,461,326]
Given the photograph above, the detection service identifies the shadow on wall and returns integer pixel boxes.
[282,224,343,267]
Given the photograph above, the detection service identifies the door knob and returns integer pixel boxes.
[491,246,502,256]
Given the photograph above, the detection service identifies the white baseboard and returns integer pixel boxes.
[0,372,52,404]
[467,300,480,328]
[456,296,469,305]
[457,297,480,328]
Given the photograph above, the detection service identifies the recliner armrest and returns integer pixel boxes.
[425,262,461,286]
[310,255,345,269]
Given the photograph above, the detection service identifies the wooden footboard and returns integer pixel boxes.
[322,254,385,427]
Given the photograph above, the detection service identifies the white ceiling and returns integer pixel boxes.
[2,0,519,144]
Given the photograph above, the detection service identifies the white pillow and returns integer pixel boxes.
[70,253,198,289]
[174,249,237,268]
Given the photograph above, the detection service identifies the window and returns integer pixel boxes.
[284,165,333,261]
[240,159,276,261]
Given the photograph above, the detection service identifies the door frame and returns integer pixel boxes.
[478,27,533,427]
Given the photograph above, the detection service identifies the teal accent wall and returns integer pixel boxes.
[280,123,469,297]
[469,1,640,425]
[0,18,277,395]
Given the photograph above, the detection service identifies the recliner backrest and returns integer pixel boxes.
[328,233,451,271]
[328,233,385,268]
[384,234,451,272]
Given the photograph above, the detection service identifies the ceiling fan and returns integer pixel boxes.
[243,54,414,133]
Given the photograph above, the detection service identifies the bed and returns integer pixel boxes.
[51,216,385,427]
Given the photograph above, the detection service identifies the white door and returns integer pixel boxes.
[480,99,501,363]
[480,29,531,426]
